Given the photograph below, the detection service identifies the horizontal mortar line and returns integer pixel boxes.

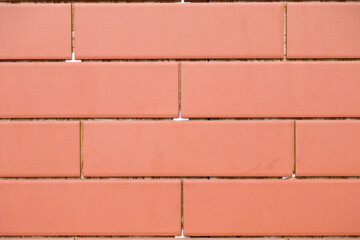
[4,0,360,3]
[1,58,360,62]
[171,117,360,120]
[1,236,360,239]
[1,118,360,121]
[81,59,286,62]
[0,177,285,180]
[0,59,66,62]
[0,236,176,238]
[1,177,360,180]
[191,237,360,239]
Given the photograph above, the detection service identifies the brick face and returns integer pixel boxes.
[287,3,360,58]
[0,4,71,59]
[181,62,360,117]
[296,120,360,176]
[1,1,360,238]
[0,62,178,118]
[184,180,360,236]
[75,3,284,59]
[0,180,181,235]
[83,121,293,177]
[0,121,80,177]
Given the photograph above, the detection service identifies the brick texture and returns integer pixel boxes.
[75,3,284,59]
[0,62,178,118]
[83,121,293,177]
[181,62,360,117]
[0,180,181,235]
[0,121,80,177]
[184,180,360,236]
[0,4,71,59]
[1,1,360,238]
[287,3,360,58]
[296,120,360,176]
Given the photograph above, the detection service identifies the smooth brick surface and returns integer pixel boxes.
[287,3,360,58]
[0,121,80,177]
[0,4,71,59]
[0,180,181,235]
[296,121,360,176]
[184,180,360,236]
[181,62,360,117]
[83,121,293,177]
[0,62,178,118]
[75,3,284,59]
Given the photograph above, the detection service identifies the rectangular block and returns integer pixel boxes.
[0,4,71,59]
[296,120,360,176]
[181,62,360,118]
[0,121,80,177]
[287,3,360,58]
[0,180,181,235]
[0,62,178,118]
[84,121,293,177]
[184,180,360,236]
[75,3,284,59]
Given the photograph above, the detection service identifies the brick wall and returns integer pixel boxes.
[0,0,360,239]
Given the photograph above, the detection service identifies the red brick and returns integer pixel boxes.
[83,121,293,177]
[184,180,360,236]
[287,3,360,58]
[0,180,181,235]
[0,121,80,177]
[181,62,360,117]
[296,120,360,176]
[0,4,71,59]
[0,62,178,118]
[75,3,284,59]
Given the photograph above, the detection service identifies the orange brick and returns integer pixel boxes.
[181,62,360,117]
[184,180,360,235]
[0,180,181,235]
[0,62,178,118]
[296,120,360,176]
[0,4,71,59]
[287,3,360,58]
[0,121,80,177]
[83,121,293,177]
[75,3,284,59]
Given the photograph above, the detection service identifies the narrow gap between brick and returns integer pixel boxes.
[66,3,81,63]
[71,3,74,57]
[2,59,360,63]
[282,120,296,180]
[1,117,360,122]
[173,62,189,121]
[181,179,185,237]
[1,176,359,180]
[80,121,84,178]
[178,62,181,117]
[6,0,360,3]
[283,1,287,61]
[1,236,360,239]
[293,120,296,177]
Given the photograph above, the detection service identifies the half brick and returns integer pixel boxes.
[287,2,360,58]
[83,121,293,177]
[0,121,80,177]
[0,180,181,235]
[296,120,360,176]
[0,4,71,59]
[0,62,178,118]
[184,180,360,236]
[181,62,360,118]
[75,3,284,59]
